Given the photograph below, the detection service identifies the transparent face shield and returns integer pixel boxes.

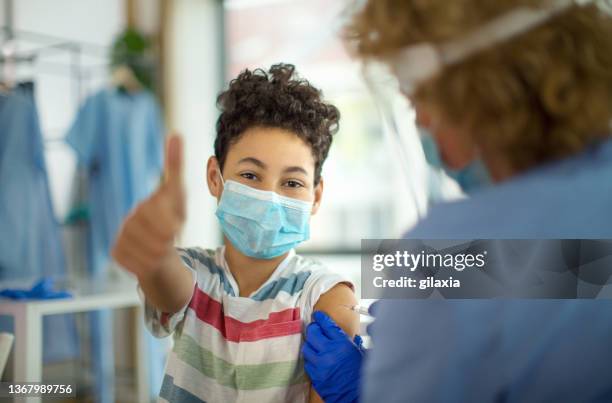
[362,60,464,220]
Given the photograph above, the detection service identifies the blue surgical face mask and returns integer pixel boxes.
[215,175,313,259]
[419,128,491,193]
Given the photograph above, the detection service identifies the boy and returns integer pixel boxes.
[112,64,358,402]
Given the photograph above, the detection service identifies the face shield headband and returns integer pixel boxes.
[390,0,596,95]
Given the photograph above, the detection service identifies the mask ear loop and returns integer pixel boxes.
[216,164,225,199]
[217,170,225,186]
[216,156,226,186]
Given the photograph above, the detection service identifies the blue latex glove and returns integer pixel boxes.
[0,278,72,300]
[302,311,365,403]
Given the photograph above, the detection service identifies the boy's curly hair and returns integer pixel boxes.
[345,0,612,173]
[215,63,340,184]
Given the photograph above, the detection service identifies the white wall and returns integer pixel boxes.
[166,0,224,249]
[6,0,122,43]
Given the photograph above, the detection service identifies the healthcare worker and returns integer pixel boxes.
[302,0,612,402]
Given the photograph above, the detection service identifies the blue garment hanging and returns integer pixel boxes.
[66,88,164,274]
[0,87,78,363]
[66,88,166,402]
[0,87,65,281]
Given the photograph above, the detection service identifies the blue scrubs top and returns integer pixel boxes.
[66,88,164,275]
[0,91,66,280]
[363,140,612,403]
[0,89,77,362]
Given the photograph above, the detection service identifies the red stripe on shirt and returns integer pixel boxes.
[187,286,302,342]
[160,312,170,328]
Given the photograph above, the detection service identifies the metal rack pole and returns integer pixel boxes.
[3,0,14,40]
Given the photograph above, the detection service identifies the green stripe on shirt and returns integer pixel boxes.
[174,334,307,390]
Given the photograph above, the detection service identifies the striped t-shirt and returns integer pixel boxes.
[141,246,352,403]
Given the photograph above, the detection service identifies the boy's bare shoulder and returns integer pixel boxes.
[293,254,358,336]
[313,282,358,337]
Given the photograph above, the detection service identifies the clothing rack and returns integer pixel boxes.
[0,27,109,57]
[1,0,110,107]
[0,0,156,145]
[1,25,111,105]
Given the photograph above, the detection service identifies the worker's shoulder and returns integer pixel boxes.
[409,143,612,239]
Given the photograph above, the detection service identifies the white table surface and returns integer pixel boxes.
[0,281,149,403]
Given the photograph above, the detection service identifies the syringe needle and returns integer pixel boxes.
[341,304,373,317]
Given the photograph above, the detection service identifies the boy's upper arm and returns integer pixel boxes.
[312,283,359,338]
[308,283,358,403]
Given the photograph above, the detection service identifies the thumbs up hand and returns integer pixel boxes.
[112,134,187,280]
[160,134,186,220]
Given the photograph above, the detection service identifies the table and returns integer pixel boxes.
[0,284,150,403]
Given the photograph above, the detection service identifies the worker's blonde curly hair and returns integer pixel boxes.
[345,0,612,172]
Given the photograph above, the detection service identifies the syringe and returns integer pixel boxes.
[341,304,374,318]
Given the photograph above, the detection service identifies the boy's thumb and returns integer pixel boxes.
[163,134,186,215]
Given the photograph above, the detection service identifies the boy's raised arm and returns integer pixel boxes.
[112,134,194,314]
